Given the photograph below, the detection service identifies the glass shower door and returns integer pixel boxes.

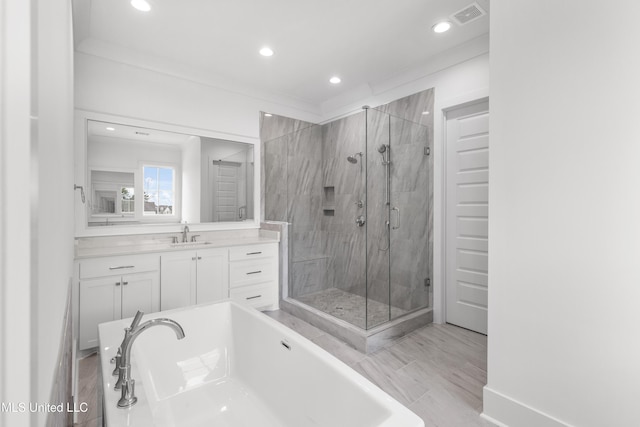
[365,109,431,328]
[388,115,430,319]
[365,108,391,329]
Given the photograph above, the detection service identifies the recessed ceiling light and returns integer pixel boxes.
[106,127,115,131]
[264,113,273,117]
[432,21,451,33]
[259,47,274,57]
[329,76,341,84]
[421,111,430,115]
[131,0,151,12]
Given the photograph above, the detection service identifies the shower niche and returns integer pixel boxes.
[262,88,434,352]
[322,186,335,215]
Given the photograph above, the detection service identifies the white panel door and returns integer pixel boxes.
[445,100,489,334]
[211,162,239,221]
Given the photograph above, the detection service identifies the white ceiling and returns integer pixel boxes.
[74,0,489,109]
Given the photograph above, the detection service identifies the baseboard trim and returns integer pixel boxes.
[482,386,573,427]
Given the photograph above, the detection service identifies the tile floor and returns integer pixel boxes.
[74,309,492,427]
[296,287,408,329]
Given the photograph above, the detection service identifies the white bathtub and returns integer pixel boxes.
[98,300,423,427]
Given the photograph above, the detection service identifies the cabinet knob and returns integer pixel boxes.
[197,256,202,260]
[192,257,196,261]
[122,281,128,286]
[115,281,121,286]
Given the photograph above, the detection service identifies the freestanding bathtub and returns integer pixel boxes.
[98,300,424,427]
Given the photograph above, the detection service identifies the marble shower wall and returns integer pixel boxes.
[261,113,328,298]
[260,112,315,222]
[321,112,367,300]
[287,125,326,297]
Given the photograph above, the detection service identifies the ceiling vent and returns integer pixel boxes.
[451,2,486,25]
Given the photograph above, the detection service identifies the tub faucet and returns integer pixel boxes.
[182,224,189,242]
[115,311,185,408]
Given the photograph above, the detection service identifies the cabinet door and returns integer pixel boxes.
[196,248,229,304]
[121,271,160,319]
[160,251,197,311]
[79,276,122,350]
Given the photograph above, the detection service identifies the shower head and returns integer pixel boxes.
[347,152,363,164]
[378,144,390,165]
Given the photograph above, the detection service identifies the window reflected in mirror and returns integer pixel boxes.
[143,165,175,215]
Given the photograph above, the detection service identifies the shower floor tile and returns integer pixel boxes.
[296,288,407,329]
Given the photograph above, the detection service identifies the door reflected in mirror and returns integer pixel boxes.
[87,120,254,227]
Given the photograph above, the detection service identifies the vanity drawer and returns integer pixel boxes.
[229,259,276,288]
[230,282,276,309]
[79,255,159,279]
[229,243,278,262]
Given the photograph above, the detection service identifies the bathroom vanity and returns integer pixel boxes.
[75,232,279,350]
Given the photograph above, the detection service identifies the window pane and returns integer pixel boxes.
[143,166,174,215]
[121,187,135,213]
[143,167,158,192]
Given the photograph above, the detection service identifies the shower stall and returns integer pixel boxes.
[263,89,433,350]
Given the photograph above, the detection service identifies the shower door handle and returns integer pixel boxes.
[391,207,400,230]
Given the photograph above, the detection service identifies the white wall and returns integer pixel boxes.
[182,136,202,223]
[37,0,75,425]
[484,1,640,426]
[1,1,36,425]
[88,135,182,170]
[1,0,74,426]
[74,53,324,140]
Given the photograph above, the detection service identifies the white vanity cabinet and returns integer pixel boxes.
[229,243,279,310]
[160,247,229,311]
[76,237,279,350]
[78,254,160,350]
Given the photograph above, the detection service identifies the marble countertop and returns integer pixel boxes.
[75,235,279,259]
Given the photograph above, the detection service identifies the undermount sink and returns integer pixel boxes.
[169,241,213,248]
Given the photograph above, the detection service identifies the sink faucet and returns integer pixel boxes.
[115,311,185,408]
[182,224,189,242]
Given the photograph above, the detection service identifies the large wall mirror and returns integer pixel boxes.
[76,114,258,234]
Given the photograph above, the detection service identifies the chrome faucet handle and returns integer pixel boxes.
[111,348,121,376]
[117,378,137,408]
[190,235,201,242]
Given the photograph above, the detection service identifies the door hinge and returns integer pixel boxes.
[424,278,431,287]
[424,147,431,156]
